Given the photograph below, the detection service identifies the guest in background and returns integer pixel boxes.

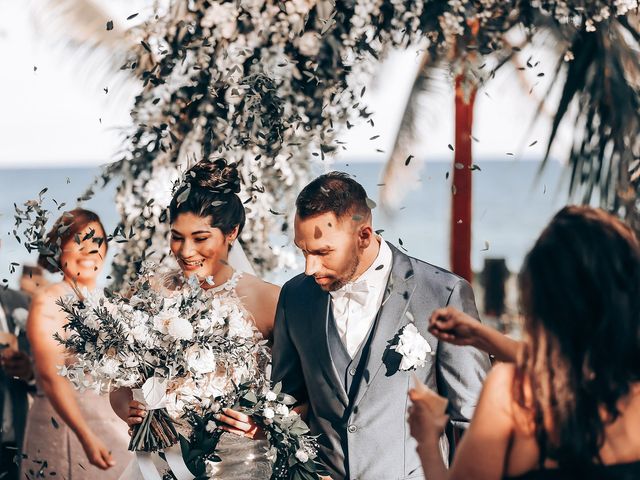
[22,209,131,478]
[0,240,34,478]
[19,265,48,298]
[409,206,640,480]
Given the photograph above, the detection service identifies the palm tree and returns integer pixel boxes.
[383,12,640,278]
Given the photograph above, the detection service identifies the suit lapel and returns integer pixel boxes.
[352,245,416,407]
[308,280,350,408]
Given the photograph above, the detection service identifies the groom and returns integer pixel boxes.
[271,172,491,479]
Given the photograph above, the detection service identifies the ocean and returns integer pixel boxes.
[0,160,568,289]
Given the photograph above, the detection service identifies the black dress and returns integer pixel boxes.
[505,460,640,480]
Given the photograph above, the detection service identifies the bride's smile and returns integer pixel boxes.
[170,212,237,283]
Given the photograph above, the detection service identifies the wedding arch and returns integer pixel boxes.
[95,0,638,289]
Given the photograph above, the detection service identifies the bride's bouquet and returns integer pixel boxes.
[56,266,324,479]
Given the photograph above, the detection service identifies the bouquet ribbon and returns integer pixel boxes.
[136,444,194,480]
[133,377,194,479]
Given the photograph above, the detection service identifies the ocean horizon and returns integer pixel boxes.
[0,160,569,289]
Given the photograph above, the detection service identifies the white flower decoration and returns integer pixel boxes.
[394,323,432,371]
[166,317,194,341]
[11,307,28,333]
[295,449,309,463]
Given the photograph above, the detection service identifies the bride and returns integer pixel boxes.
[110,159,280,479]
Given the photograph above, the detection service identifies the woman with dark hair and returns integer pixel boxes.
[408,206,640,479]
[22,208,132,478]
[111,159,280,479]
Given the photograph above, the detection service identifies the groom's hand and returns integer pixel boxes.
[215,408,265,439]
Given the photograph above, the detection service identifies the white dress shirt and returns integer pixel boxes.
[0,306,15,442]
[330,238,393,358]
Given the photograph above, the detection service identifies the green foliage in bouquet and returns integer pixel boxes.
[179,382,327,480]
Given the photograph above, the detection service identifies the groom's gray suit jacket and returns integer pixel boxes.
[272,244,491,480]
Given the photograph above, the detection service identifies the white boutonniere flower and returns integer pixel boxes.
[11,307,29,336]
[394,324,432,371]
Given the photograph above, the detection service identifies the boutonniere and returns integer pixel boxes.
[393,324,432,371]
[11,308,29,336]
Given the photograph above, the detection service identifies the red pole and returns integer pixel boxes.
[450,76,476,283]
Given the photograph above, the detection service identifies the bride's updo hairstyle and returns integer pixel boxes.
[169,159,246,237]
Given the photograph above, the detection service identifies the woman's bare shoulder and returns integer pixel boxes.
[32,282,70,305]
[29,282,70,325]
[237,273,280,300]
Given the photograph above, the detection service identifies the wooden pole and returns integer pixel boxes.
[450,76,476,283]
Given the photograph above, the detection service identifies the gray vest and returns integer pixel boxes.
[327,307,379,402]
[327,306,380,477]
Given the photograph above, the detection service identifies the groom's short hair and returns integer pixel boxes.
[296,172,371,221]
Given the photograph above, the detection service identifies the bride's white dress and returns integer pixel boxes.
[119,271,271,480]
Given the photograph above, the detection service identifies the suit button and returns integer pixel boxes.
[349,368,356,376]
[348,424,357,433]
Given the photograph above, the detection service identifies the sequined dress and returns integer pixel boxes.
[21,287,132,479]
[120,271,271,480]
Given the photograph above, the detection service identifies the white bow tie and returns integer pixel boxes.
[330,280,370,307]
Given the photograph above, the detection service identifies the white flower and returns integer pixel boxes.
[275,404,289,416]
[201,3,238,38]
[295,449,309,463]
[201,372,229,399]
[153,308,181,334]
[185,346,216,375]
[130,323,152,345]
[394,324,432,371]
[297,31,320,56]
[227,310,254,338]
[98,358,121,377]
[206,420,217,433]
[263,407,275,419]
[84,313,101,330]
[11,308,28,333]
[265,391,277,401]
[166,317,194,341]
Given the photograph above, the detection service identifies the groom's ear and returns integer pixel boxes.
[357,224,374,248]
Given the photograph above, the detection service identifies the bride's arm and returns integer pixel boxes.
[110,387,133,423]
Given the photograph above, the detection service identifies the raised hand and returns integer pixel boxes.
[428,306,479,347]
[429,306,520,362]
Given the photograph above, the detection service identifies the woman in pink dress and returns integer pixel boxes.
[21,209,132,478]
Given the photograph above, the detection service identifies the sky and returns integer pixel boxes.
[0,0,573,170]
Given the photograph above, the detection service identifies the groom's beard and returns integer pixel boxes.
[317,250,360,292]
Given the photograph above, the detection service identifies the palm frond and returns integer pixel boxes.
[30,0,127,48]
[535,18,640,228]
[379,52,443,212]
[28,0,139,96]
